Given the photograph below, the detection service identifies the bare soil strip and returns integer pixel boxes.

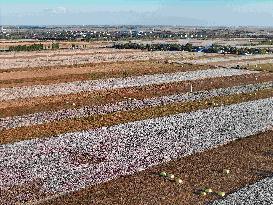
[0,62,212,88]
[36,130,273,205]
[0,60,164,80]
[0,73,272,118]
[1,89,272,145]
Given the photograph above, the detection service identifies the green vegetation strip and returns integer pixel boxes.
[113,43,270,55]
[1,89,272,145]
[9,44,44,52]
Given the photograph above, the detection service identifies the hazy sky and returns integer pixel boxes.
[1,0,273,26]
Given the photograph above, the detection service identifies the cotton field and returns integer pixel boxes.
[1,50,273,205]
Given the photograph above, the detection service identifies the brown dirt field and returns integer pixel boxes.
[1,72,272,118]
[1,89,272,145]
[35,130,273,205]
[0,61,214,88]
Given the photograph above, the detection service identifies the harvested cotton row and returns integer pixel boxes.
[0,68,257,101]
[1,81,271,130]
[0,98,272,202]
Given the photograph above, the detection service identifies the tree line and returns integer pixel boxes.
[8,43,59,52]
[9,44,44,52]
[113,43,271,55]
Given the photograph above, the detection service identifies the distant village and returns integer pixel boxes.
[1,25,273,55]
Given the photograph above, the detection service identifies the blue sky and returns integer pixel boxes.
[1,0,273,26]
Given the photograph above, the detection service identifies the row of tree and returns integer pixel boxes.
[113,43,194,52]
[8,43,60,52]
[205,44,269,55]
[52,43,60,50]
[113,43,271,55]
[9,44,44,52]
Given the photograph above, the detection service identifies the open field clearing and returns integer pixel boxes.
[1,55,273,204]
[218,58,273,68]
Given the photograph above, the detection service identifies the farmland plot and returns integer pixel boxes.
[1,58,273,205]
